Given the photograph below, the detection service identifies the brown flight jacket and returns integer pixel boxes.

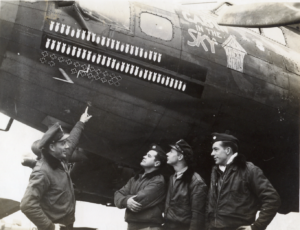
[206,154,281,230]
[20,122,85,230]
[114,169,166,226]
[164,167,207,230]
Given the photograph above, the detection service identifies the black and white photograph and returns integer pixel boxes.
[0,0,299,229]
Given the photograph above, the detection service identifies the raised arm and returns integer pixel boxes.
[65,107,92,160]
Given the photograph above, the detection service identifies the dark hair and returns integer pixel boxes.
[154,151,167,169]
[220,141,238,153]
[181,150,194,167]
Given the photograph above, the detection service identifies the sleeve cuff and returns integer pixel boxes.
[46,223,55,230]
[77,121,85,129]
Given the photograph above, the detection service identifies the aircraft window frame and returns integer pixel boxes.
[247,27,286,46]
[76,1,135,35]
[260,27,286,46]
[139,12,174,41]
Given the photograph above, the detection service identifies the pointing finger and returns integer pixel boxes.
[85,106,89,114]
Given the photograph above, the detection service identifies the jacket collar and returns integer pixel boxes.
[42,150,62,169]
[230,153,247,170]
[134,168,162,180]
[179,166,194,183]
[213,153,247,172]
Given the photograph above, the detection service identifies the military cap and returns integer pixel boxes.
[170,139,193,157]
[149,144,165,155]
[38,122,69,149]
[211,133,238,144]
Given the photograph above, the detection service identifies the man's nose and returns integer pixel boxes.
[211,151,214,156]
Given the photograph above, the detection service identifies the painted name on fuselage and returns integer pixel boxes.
[180,10,246,72]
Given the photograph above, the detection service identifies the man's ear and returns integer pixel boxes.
[178,154,184,161]
[225,147,231,155]
[49,143,55,152]
[154,161,161,167]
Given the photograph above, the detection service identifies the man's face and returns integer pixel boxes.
[166,148,181,166]
[140,150,158,168]
[49,140,69,161]
[211,141,229,166]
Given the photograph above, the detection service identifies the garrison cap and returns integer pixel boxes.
[149,144,165,155]
[170,139,193,157]
[38,122,69,149]
[211,133,239,144]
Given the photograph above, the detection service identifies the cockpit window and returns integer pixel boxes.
[77,0,130,30]
[140,13,173,41]
[261,27,286,45]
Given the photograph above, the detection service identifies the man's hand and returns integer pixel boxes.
[54,224,66,230]
[80,107,92,123]
[127,195,142,212]
[236,226,252,230]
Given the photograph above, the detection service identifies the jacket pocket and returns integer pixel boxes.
[47,189,68,206]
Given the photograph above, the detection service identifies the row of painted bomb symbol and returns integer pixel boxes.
[45,39,186,91]
[49,21,162,62]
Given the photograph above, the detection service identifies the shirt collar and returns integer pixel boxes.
[174,166,188,179]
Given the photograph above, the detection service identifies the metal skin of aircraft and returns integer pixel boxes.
[0,1,299,214]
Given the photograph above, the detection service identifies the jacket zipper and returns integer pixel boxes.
[214,168,230,227]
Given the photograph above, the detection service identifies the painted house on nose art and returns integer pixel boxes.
[222,35,247,73]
